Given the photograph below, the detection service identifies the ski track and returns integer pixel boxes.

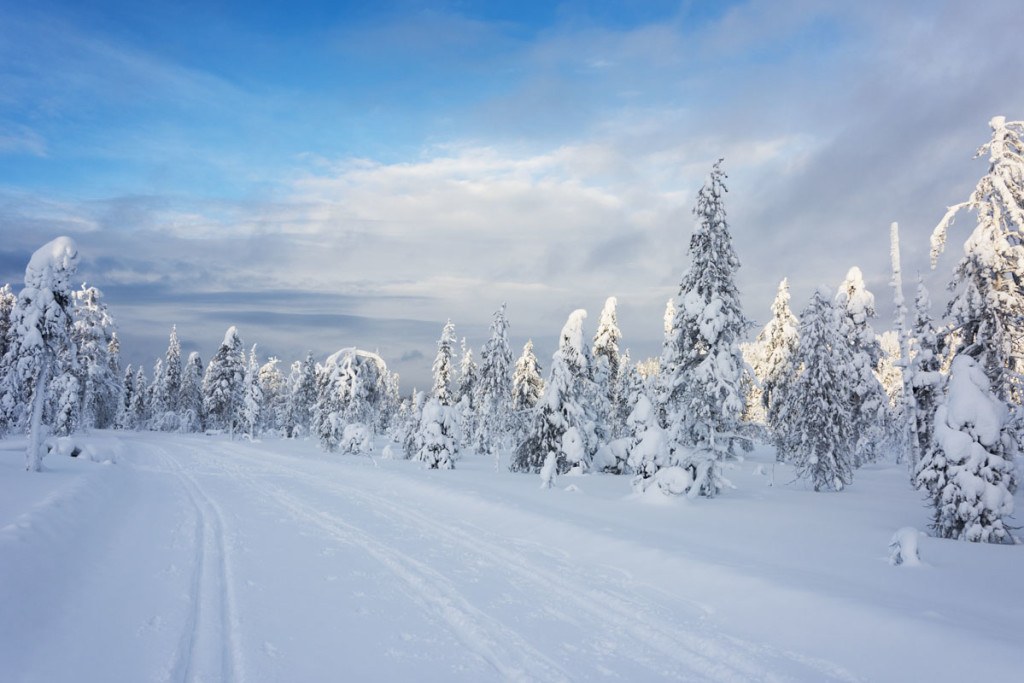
[156,445,245,683]
[197,441,858,682]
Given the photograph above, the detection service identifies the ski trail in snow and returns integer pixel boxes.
[217,446,860,683]
[157,447,245,683]
[199,444,856,683]
[228,462,570,682]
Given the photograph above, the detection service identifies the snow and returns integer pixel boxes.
[1,432,1022,681]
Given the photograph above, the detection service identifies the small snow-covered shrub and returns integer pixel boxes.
[340,423,372,455]
[889,527,922,567]
[633,465,693,496]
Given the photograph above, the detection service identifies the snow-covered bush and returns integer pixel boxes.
[888,527,923,567]
[340,423,373,455]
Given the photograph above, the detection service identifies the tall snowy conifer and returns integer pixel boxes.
[888,222,914,462]
[0,238,80,469]
[915,355,1016,542]
[778,290,855,491]
[835,267,890,466]
[71,284,119,429]
[288,351,318,437]
[431,320,456,406]
[0,284,15,362]
[930,116,1024,404]
[511,310,596,474]
[203,326,245,434]
[906,281,943,469]
[661,160,748,497]
[475,304,514,455]
[179,352,204,432]
[240,345,263,439]
[752,278,799,445]
[592,296,623,436]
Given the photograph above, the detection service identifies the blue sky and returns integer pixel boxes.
[1,0,1022,389]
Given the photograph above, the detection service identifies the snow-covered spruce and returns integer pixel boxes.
[660,160,748,497]
[431,320,457,406]
[71,284,121,430]
[414,397,458,469]
[624,393,678,494]
[592,296,623,437]
[239,345,263,440]
[834,266,890,466]
[257,357,288,436]
[287,351,318,438]
[930,116,1024,404]
[512,309,598,474]
[750,278,799,450]
[475,303,514,456]
[456,338,478,449]
[0,237,80,470]
[906,280,943,470]
[203,326,245,435]
[510,339,544,440]
[777,289,855,492]
[179,351,204,432]
[315,348,391,451]
[915,355,1017,543]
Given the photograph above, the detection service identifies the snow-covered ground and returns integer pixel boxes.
[1,434,1021,682]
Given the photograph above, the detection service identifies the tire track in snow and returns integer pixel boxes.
[225,460,571,683]
[156,446,245,683]
[214,446,859,682]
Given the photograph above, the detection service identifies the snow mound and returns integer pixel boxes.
[888,527,922,567]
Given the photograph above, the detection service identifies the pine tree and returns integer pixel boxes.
[115,364,135,430]
[431,320,456,406]
[0,283,15,362]
[104,332,124,429]
[0,237,80,469]
[401,389,424,459]
[777,290,855,491]
[661,160,748,497]
[258,357,287,435]
[592,296,623,437]
[203,326,245,434]
[511,310,596,474]
[456,339,478,448]
[475,304,514,455]
[147,358,167,430]
[179,352,204,432]
[835,266,890,466]
[163,326,182,416]
[915,355,1016,542]
[930,116,1024,403]
[511,340,544,412]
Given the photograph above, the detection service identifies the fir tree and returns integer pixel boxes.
[915,355,1016,543]
[752,278,799,447]
[835,266,890,466]
[288,352,318,437]
[662,160,748,497]
[592,296,623,437]
[456,339,478,448]
[511,310,596,474]
[0,283,15,362]
[475,304,514,455]
[930,116,1024,404]
[179,352,204,432]
[239,345,263,440]
[203,326,245,434]
[511,339,544,413]
[906,281,943,469]
[115,364,135,430]
[130,365,148,428]
[71,284,119,430]
[415,397,458,469]
[258,357,287,435]
[431,320,456,406]
[777,290,855,491]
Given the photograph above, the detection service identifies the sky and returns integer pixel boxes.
[1,0,1022,390]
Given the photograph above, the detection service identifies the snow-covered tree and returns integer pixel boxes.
[592,296,622,435]
[750,278,799,442]
[431,320,456,406]
[475,304,514,455]
[906,281,944,469]
[203,326,245,434]
[0,238,80,469]
[147,358,167,429]
[258,357,287,435]
[239,345,263,440]
[115,364,135,430]
[415,397,458,469]
[288,352,318,437]
[930,116,1024,404]
[511,310,596,474]
[315,348,391,451]
[835,266,890,466]
[511,339,543,414]
[915,355,1016,543]
[130,365,148,428]
[150,327,183,431]
[877,331,905,407]
[401,389,424,459]
[888,222,914,463]
[661,160,748,496]
[71,284,119,430]
[0,283,15,361]
[777,290,855,491]
[625,393,673,492]
[456,339,478,449]
[179,352,204,432]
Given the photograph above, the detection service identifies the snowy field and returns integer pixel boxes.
[1,434,1021,682]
